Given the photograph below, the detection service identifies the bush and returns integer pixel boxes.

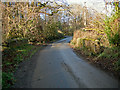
[104,3,120,47]
[44,21,64,41]
[114,59,120,71]
[2,72,15,88]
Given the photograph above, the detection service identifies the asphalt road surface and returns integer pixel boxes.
[14,37,119,88]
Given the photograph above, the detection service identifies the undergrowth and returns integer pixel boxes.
[2,41,40,88]
[97,47,120,71]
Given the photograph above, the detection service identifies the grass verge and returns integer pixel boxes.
[2,41,42,88]
[70,44,120,80]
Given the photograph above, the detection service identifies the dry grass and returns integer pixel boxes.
[71,29,110,53]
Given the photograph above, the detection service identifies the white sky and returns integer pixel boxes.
[66,0,118,14]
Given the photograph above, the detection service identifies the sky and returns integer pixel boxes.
[66,0,118,15]
[2,0,119,15]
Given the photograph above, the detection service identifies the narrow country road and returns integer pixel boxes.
[14,37,119,88]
